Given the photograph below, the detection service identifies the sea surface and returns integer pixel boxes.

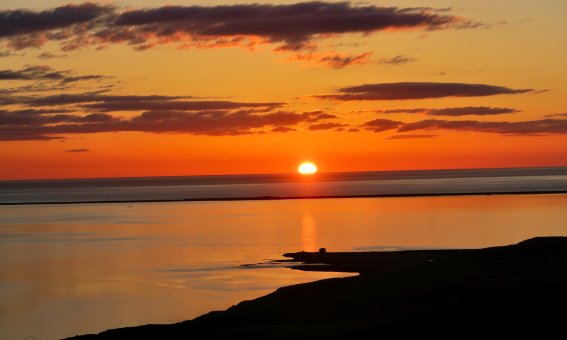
[2,167,567,204]
[1,167,567,338]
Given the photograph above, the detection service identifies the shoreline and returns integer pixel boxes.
[2,189,567,206]
[70,237,567,339]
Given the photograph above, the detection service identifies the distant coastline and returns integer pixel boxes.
[2,190,567,206]
[2,165,567,185]
[3,166,567,205]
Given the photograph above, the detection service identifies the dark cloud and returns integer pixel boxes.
[301,111,337,122]
[287,51,372,68]
[0,4,112,38]
[83,100,284,112]
[25,93,190,106]
[0,65,104,83]
[0,108,71,115]
[64,148,89,153]
[545,113,567,119]
[317,82,532,100]
[271,126,296,133]
[317,52,372,69]
[37,52,67,59]
[0,110,116,126]
[378,55,416,65]
[361,118,403,132]
[0,88,340,140]
[308,122,349,130]
[0,132,63,141]
[398,118,567,135]
[380,108,427,114]
[0,108,340,141]
[427,106,518,116]
[386,134,437,139]
[0,2,475,53]
[111,2,468,51]
[378,106,518,116]
[0,3,113,49]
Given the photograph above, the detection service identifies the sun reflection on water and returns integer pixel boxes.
[301,213,318,252]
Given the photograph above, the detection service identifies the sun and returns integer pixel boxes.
[298,162,318,175]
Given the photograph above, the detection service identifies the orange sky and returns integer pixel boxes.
[1,0,566,179]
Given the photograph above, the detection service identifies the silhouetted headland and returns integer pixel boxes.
[69,237,567,339]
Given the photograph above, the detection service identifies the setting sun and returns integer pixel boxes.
[298,162,318,175]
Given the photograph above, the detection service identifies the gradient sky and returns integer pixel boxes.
[1,0,566,179]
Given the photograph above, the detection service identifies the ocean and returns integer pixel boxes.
[1,167,567,338]
[2,166,567,204]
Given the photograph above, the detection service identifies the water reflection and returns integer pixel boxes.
[301,213,318,252]
[1,194,567,338]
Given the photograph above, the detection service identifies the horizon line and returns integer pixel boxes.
[2,164,567,183]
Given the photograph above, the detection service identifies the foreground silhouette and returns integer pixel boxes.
[71,237,567,339]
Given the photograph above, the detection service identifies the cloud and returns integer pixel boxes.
[22,93,190,106]
[316,82,532,100]
[0,85,345,140]
[361,118,403,132]
[0,104,340,140]
[0,65,104,83]
[82,100,284,112]
[271,126,296,133]
[0,3,114,50]
[64,148,89,153]
[307,122,349,130]
[286,52,372,68]
[386,134,437,139]
[398,118,567,134]
[301,111,337,122]
[37,52,67,60]
[427,106,518,116]
[110,2,468,51]
[378,55,416,65]
[379,108,427,114]
[0,110,115,126]
[545,113,567,118]
[0,132,64,141]
[0,3,112,38]
[378,106,518,116]
[0,2,475,54]
[0,108,71,115]
[10,91,284,114]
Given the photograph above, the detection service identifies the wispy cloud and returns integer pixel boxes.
[378,55,416,65]
[286,52,372,69]
[0,65,104,83]
[64,148,89,153]
[545,113,567,119]
[386,134,437,139]
[308,122,349,130]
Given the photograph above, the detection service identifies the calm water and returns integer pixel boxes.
[2,167,567,204]
[2,168,567,338]
[1,195,567,338]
